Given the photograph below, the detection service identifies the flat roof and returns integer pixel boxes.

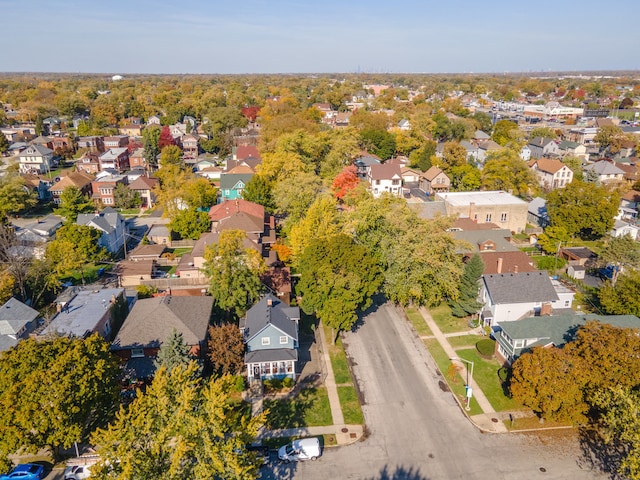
[437,190,527,207]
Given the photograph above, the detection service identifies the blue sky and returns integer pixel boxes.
[2,0,639,74]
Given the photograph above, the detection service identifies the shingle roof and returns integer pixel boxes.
[245,348,298,363]
[423,166,446,181]
[530,158,566,174]
[369,162,401,181]
[209,199,264,222]
[243,294,299,342]
[112,295,213,350]
[128,176,158,191]
[220,173,253,189]
[452,229,518,253]
[584,160,625,176]
[50,171,94,191]
[0,298,39,335]
[483,271,559,304]
[480,251,538,275]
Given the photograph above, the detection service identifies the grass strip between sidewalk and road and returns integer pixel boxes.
[337,386,364,424]
[404,306,433,336]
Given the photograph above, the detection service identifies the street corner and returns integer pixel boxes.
[469,414,509,434]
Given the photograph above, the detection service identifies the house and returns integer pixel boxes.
[76,136,104,153]
[127,176,159,209]
[147,223,171,246]
[51,136,73,153]
[260,267,293,305]
[219,167,254,202]
[610,219,640,240]
[31,135,54,149]
[398,119,411,131]
[354,155,381,179]
[419,166,450,195]
[0,297,40,352]
[15,214,63,258]
[234,145,261,161]
[18,144,54,174]
[527,197,550,228]
[451,228,519,254]
[111,295,213,378]
[401,167,422,184]
[103,135,129,150]
[528,158,573,190]
[528,137,559,158]
[479,251,537,275]
[559,247,596,267]
[147,115,162,125]
[437,191,529,233]
[115,260,155,287]
[76,152,101,174]
[118,124,144,137]
[39,287,127,340]
[129,148,147,171]
[91,174,128,207]
[367,162,403,198]
[240,294,300,381]
[584,160,625,185]
[476,140,502,164]
[48,171,94,205]
[22,174,53,202]
[519,145,532,162]
[76,207,127,254]
[495,313,640,365]
[99,148,130,173]
[181,134,200,159]
[557,140,588,160]
[479,271,568,327]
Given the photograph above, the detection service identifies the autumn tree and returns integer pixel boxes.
[536,225,571,255]
[437,141,468,172]
[54,186,95,222]
[208,323,246,375]
[491,119,519,146]
[562,156,584,181]
[158,125,176,150]
[91,364,264,480]
[288,194,343,262]
[203,230,264,318]
[168,208,210,240]
[529,127,558,140]
[182,177,218,209]
[297,234,383,336]
[546,180,619,239]
[594,124,625,153]
[331,165,360,201]
[0,174,38,219]
[241,174,275,212]
[0,335,120,459]
[481,148,538,197]
[449,164,481,191]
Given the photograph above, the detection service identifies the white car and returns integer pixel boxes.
[278,437,321,462]
[63,464,92,480]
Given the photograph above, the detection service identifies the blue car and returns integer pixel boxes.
[0,464,45,480]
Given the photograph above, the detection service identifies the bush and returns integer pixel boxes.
[232,375,245,392]
[161,252,177,261]
[476,338,496,357]
[136,285,157,299]
[265,378,282,391]
[534,255,567,273]
[282,377,294,389]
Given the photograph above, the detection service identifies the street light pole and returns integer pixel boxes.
[451,357,474,411]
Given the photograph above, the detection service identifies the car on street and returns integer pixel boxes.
[278,437,321,463]
[0,464,45,480]
[63,464,92,480]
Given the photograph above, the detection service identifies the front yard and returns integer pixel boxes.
[264,386,333,429]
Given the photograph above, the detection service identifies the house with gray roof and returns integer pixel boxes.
[527,197,550,228]
[18,144,54,174]
[495,312,640,365]
[76,207,126,254]
[111,295,213,378]
[584,160,625,185]
[240,293,300,382]
[0,297,40,352]
[479,271,575,327]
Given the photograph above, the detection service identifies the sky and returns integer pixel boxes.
[2,0,639,74]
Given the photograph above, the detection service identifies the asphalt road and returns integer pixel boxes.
[262,302,607,480]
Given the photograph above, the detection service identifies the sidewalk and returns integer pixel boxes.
[418,307,508,434]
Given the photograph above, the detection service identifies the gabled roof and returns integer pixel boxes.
[528,197,548,217]
[0,297,39,335]
[235,146,261,160]
[584,160,625,176]
[100,148,128,160]
[529,137,555,148]
[209,199,265,222]
[478,140,501,151]
[480,251,537,275]
[557,140,581,150]
[453,229,517,253]
[112,295,213,350]
[220,172,253,189]
[242,294,299,343]
[529,158,567,174]
[76,207,123,235]
[22,144,53,156]
[369,162,401,181]
[128,176,159,191]
[622,190,640,203]
[423,166,447,181]
[483,271,559,304]
[226,164,255,174]
[474,130,490,140]
[50,171,94,191]
[215,211,264,234]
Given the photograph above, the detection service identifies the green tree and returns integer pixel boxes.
[46,224,107,283]
[288,194,342,262]
[449,164,481,191]
[154,329,193,373]
[0,335,120,459]
[481,148,538,197]
[491,119,519,146]
[0,133,9,154]
[203,230,264,317]
[562,156,584,181]
[159,144,183,167]
[536,225,571,254]
[0,174,37,219]
[91,364,264,480]
[408,141,436,172]
[169,208,210,240]
[546,180,619,239]
[113,183,141,209]
[54,186,96,222]
[529,127,558,140]
[142,125,161,169]
[359,129,396,160]
[297,234,383,336]
[449,254,483,318]
[208,323,246,375]
[241,174,275,212]
[598,270,640,316]
[437,141,468,172]
[470,111,492,134]
[597,234,640,286]
[594,125,625,153]
[182,177,218,209]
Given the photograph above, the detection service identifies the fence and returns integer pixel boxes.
[170,239,196,247]
[140,277,208,288]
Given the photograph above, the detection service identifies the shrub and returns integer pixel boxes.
[282,377,294,389]
[534,255,567,273]
[136,285,157,299]
[232,375,245,392]
[476,338,496,357]
[161,252,177,261]
[265,378,282,391]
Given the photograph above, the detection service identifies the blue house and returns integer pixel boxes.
[240,294,299,381]
[219,169,254,202]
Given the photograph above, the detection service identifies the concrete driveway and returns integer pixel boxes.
[262,301,607,479]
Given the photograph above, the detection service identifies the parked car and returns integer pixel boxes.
[0,464,45,480]
[63,464,92,480]
[278,437,321,462]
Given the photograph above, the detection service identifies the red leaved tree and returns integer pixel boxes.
[158,126,176,150]
[332,165,360,201]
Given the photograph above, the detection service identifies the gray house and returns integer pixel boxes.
[240,294,300,382]
[0,297,40,352]
[76,207,126,254]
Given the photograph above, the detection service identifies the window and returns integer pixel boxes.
[131,348,144,358]
[375,180,380,185]
[500,213,507,222]
[485,213,492,222]
[261,337,270,346]
[102,197,113,204]
[514,340,525,349]
[279,336,288,344]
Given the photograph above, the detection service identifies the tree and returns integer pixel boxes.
[597,234,640,286]
[142,125,161,169]
[297,234,383,335]
[46,224,107,283]
[331,165,360,201]
[208,323,246,375]
[510,346,587,424]
[529,127,558,140]
[158,125,176,150]
[481,148,538,197]
[449,254,483,318]
[437,141,468,172]
[594,125,625,153]
[113,183,141,209]
[182,177,218,209]
[0,174,37,219]
[54,186,95,222]
[0,335,120,459]
[408,141,436,172]
[598,270,640,316]
[546,180,619,239]
[159,144,182,167]
[0,133,9,154]
[91,364,264,480]
[536,225,571,255]
[470,111,492,134]
[288,195,342,262]
[562,156,584,181]
[241,174,275,212]
[154,329,193,373]
[449,164,481,191]
[360,129,396,160]
[203,230,264,318]
[491,119,519,146]
[168,208,210,240]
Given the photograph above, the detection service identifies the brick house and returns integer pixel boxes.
[76,152,101,174]
[99,148,130,173]
[91,174,128,206]
[49,171,94,204]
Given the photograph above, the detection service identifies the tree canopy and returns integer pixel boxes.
[54,186,95,222]
[208,323,246,376]
[168,208,211,240]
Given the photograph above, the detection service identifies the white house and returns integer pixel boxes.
[18,144,54,174]
[528,158,573,190]
[76,207,127,254]
[584,160,625,185]
[367,162,403,198]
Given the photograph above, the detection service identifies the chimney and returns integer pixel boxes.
[469,202,475,220]
[497,257,503,274]
[514,265,518,274]
[267,298,273,307]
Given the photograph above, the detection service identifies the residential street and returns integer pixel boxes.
[263,301,606,479]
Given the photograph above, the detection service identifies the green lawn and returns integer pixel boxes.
[323,323,351,385]
[404,306,432,336]
[423,339,482,415]
[118,208,141,215]
[264,386,333,429]
[62,263,111,284]
[337,386,364,425]
[429,303,468,334]
[455,348,523,412]
[169,247,193,257]
[447,335,482,350]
